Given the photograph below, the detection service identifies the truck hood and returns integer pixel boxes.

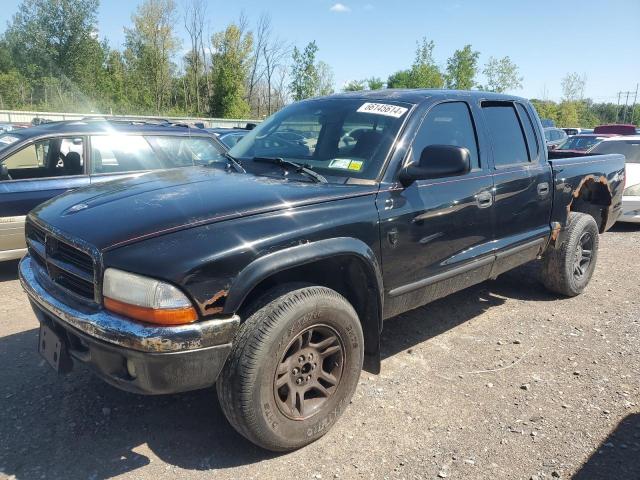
[30,167,377,251]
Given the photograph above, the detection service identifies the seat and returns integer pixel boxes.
[351,130,383,159]
[62,152,82,175]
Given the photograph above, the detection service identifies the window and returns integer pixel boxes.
[591,140,640,164]
[515,103,539,160]
[411,102,479,170]
[2,137,84,180]
[482,103,529,167]
[230,97,409,180]
[90,135,162,174]
[147,136,226,166]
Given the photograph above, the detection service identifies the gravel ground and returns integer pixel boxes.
[1,224,639,480]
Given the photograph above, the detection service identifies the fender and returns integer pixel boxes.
[222,237,384,373]
[223,236,384,318]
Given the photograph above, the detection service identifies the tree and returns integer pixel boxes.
[481,56,523,93]
[4,0,103,85]
[344,80,366,92]
[124,0,180,114]
[387,69,412,88]
[183,0,207,113]
[289,41,319,101]
[262,36,289,115]
[387,38,443,89]
[445,44,479,90]
[315,61,334,96]
[367,77,384,90]
[209,22,253,118]
[561,72,586,101]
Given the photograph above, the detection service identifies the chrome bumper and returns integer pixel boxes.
[19,256,240,353]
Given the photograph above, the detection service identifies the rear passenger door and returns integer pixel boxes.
[481,101,552,276]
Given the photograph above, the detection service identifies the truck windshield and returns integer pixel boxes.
[228,98,411,181]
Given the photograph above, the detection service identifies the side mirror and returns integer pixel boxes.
[0,164,9,180]
[399,144,471,185]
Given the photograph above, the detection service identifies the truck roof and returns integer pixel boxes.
[325,89,529,104]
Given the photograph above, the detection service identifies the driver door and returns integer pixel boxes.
[376,101,495,319]
[0,136,89,258]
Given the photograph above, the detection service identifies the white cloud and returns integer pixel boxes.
[330,3,351,13]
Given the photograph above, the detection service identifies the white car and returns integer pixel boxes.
[589,136,640,223]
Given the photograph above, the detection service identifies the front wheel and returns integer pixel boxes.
[541,212,599,296]
[217,285,364,451]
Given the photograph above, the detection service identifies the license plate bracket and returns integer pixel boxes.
[38,324,64,372]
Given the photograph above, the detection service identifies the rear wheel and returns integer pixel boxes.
[217,284,364,451]
[542,212,599,296]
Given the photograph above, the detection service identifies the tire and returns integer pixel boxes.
[542,212,599,296]
[217,284,364,451]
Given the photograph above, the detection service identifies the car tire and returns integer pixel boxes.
[217,284,364,451]
[542,212,599,297]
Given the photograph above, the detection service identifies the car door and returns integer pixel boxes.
[377,100,495,319]
[0,136,89,259]
[480,101,552,277]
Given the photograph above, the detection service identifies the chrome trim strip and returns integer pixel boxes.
[388,255,494,297]
[19,256,240,353]
[0,247,27,262]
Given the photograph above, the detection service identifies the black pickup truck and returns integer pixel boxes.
[19,90,625,452]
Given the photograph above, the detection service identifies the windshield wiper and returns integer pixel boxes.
[252,157,327,183]
[211,152,245,173]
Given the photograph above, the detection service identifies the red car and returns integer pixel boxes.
[593,124,637,135]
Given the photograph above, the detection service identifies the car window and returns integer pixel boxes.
[411,101,479,170]
[482,103,529,167]
[220,133,246,148]
[591,140,640,164]
[147,136,226,166]
[90,135,163,174]
[2,136,84,180]
[515,103,539,160]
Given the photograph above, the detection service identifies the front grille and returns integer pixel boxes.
[26,222,96,301]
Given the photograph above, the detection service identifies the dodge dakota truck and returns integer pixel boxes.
[19,90,625,452]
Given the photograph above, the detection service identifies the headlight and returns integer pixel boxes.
[103,268,197,325]
[623,184,640,196]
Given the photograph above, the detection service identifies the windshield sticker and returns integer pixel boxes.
[329,159,364,172]
[357,102,408,118]
[0,135,20,145]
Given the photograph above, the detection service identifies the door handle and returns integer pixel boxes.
[475,191,493,209]
[537,182,550,197]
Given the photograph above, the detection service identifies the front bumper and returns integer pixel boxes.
[19,256,240,394]
[619,196,640,224]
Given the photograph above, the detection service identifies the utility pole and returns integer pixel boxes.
[631,84,639,126]
[616,89,638,124]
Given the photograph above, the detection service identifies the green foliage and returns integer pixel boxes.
[481,56,522,93]
[387,38,443,89]
[529,98,635,128]
[124,0,180,114]
[344,80,366,92]
[367,77,384,90]
[289,41,319,101]
[209,23,253,118]
[445,44,479,90]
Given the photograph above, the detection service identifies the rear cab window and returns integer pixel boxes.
[482,102,530,167]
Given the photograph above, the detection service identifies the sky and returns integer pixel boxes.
[1,0,639,103]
